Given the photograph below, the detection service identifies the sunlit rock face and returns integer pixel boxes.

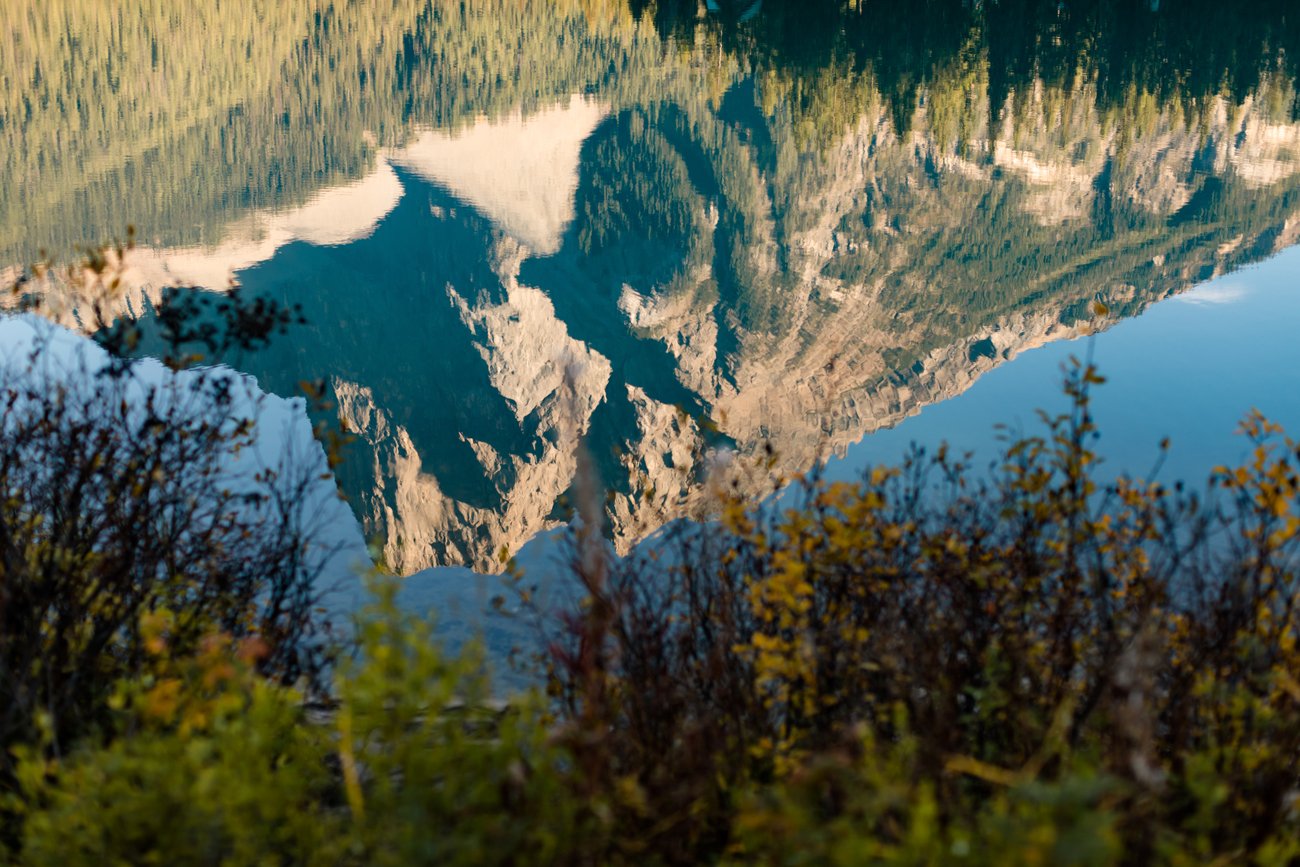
[661,76,1300,478]
[340,234,614,575]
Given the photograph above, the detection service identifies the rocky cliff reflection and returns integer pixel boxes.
[236,84,1300,572]
[8,1,1300,572]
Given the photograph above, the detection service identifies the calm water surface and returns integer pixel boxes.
[5,0,1300,574]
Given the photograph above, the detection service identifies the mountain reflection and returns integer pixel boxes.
[6,0,1300,572]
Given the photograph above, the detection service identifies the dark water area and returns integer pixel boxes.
[5,0,1300,574]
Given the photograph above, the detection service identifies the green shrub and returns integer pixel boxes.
[10,581,595,866]
[12,631,339,867]
[333,581,589,866]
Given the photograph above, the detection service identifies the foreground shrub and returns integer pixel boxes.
[333,582,586,866]
[12,630,338,866]
[726,738,1122,866]
[10,582,588,866]
[0,249,340,786]
[545,359,1300,864]
[4,346,1299,864]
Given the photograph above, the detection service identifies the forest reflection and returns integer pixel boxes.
[5,0,1300,571]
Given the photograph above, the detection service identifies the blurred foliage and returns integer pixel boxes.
[9,582,590,867]
[4,359,1300,864]
[11,631,338,866]
[533,357,1300,864]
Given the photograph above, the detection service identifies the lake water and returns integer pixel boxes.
[5,0,1300,576]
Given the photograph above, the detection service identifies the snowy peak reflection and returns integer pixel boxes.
[393,96,610,256]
